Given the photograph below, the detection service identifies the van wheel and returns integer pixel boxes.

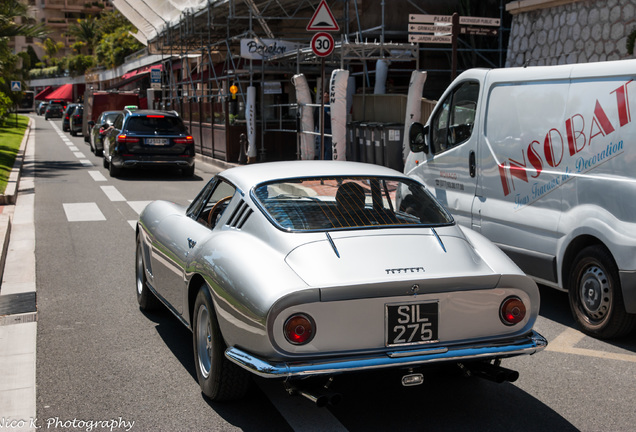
[568,246,636,338]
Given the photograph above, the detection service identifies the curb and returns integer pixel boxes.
[0,118,31,290]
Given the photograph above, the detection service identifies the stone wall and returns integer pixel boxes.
[505,0,636,67]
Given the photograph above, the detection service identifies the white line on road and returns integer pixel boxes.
[546,327,636,363]
[101,185,126,202]
[127,201,152,215]
[63,203,106,222]
[88,171,107,182]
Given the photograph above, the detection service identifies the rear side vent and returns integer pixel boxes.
[226,200,252,229]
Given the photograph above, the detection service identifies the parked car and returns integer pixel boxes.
[135,161,547,404]
[36,101,48,116]
[88,110,121,156]
[44,104,64,120]
[103,109,195,177]
[62,104,82,132]
[69,105,84,136]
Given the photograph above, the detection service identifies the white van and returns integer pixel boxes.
[405,59,636,339]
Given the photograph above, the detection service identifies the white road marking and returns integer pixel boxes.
[73,151,84,159]
[128,220,137,230]
[101,185,126,202]
[63,203,106,222]
[128,201,152,214]
[88,171,107,182]
[79,159,93,167]
[546,327,636,363]
[68,145,79,152]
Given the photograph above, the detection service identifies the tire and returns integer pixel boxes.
[103,155,109,169]
[192,285,251,401]
[136,235,160,311]
[108,159,121,177]
[182,164,195,177]
[70,129,76,136]
[568,246,636,338]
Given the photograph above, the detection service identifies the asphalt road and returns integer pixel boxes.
[30,115,636,432]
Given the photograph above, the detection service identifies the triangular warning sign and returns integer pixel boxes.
[306,0,340,31]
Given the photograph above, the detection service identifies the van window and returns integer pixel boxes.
[430,81,479,154]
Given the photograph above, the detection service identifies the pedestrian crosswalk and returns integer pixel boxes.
[50,122,149,228]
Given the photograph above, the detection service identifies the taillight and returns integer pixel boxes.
[284,314,315,345]
[500,296,526,325]
[116,134,139,144]
[173,136,194,144]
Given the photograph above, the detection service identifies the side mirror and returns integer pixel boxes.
[88,120,95,127]
[409,122,429,154]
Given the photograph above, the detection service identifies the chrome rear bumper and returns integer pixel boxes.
[225,330,547,379]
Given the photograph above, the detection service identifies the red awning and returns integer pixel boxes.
[121,64,162,80]
[45,84,74,102]
[35,86,53,100]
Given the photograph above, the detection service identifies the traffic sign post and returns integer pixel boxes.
[307,0,339,159]
[408,12,501,78]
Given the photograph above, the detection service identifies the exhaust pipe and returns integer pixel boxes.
[466,362,520,383]
[290,387,342,407]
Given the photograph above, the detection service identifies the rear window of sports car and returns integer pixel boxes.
[253,176,453,231]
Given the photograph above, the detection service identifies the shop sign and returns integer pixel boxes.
[263,82,282,95]
[240,38,301,60]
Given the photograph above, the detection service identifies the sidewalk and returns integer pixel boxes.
[0,118,37,430]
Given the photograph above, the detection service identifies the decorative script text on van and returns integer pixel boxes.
[498,80,633,199]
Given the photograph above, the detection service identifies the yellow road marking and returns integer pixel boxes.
[546,327,636,363]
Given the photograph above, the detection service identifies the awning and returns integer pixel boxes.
[35,86,53,100]
[121,64,162,80]
[45,84,74,102]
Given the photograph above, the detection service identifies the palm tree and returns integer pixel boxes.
[67,17,98,55]
[0,0,49,39]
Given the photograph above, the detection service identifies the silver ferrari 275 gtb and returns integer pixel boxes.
[135,161,547,405]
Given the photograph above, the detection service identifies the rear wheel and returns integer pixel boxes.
[192,285,251,401]
[108,159,121,177]
[182,164,195,177]
[568,246,636,338]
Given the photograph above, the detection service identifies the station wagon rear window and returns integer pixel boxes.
[253,176,453,231]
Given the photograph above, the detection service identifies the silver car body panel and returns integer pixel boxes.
[137,161,546,378]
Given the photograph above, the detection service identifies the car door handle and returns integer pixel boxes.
[469,150,476,178]
[187,238,197,249]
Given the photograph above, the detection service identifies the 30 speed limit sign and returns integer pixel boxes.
[311,32,335,57]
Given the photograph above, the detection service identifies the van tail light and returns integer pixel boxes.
[500,296,526,325]
[284,314,315,345]
[173,136,194,145]
[116,134,139,144]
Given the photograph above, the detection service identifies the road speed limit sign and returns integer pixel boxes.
[311,32,335,57]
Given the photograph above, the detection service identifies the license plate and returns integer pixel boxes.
[386,302,438,346]
[145,138,169,145]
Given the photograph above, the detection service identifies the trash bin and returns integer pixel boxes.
[358,122,368,163]
[373,124,385,166]
[382,123,405,171]
[364,123,377,164]
[347,121,360,162]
